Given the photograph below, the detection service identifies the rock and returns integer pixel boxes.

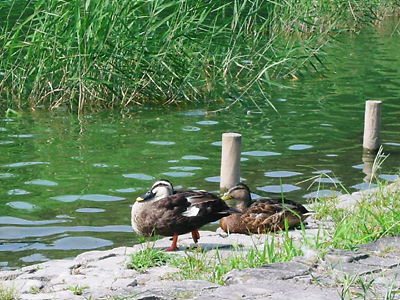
[0,230,399,300]
[324,249,369,263]
[224,262,311,285]
[197,282,339,300]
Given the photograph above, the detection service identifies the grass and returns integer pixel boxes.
[325,186,400,250]
[127,178,400,285]
[0,0,399,113]
[67,285,89,296]
[168,232,304,284]
[127,248,173,272]
[0,283,18,300]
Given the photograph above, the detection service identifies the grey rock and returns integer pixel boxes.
[196,281,338,300]
[328,260,382,276]
[133,279,218,300]
[0,269,23,281]
[358,236,400,253]
[357,255,400,268]
[225,261,311,285]
[325,249,369,263]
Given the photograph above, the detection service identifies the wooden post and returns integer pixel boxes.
[362,152,375,183]
[363,100,382,152]
[220,133,241,191]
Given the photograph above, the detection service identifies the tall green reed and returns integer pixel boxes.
[0,0,398,113]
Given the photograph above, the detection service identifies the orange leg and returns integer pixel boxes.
[165,235,179,251]
[191,230,200,243]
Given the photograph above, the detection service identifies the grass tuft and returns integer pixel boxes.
[167,234,304,284]
[127,248,173,272]
[0,283,18,300]
[67,285,88,296]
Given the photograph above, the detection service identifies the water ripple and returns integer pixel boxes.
[313,177,341,184]
[6,201,36,210]
[0,173,17,179]
[182,155,209,160]
[169,166,202,171]
[288,144,313,150]
[122,173,155,180]
[147,141,176,145]
[378,174,399,182]
[8,134,36,138]
[0,237,113,252]
[351,182,378,190]
[161,172,195,177]
[384,142,400,147]
[7,189,30,195]
[211,141,222,146]
[20,253,48,263]
[25,179,58,186]
[0,217,68,226]
[113,188,140,193]
[312,170,332,175]
[51,194,125,202]
[179,110,206,116]
[204,176,220,183]
[75,208,106,213]
[242,151,281,157]
[3,162,49,168]
[264,171,302,178]
[196,120,219,125]
[302,190,342,199]
[0,225,132,239]
[257,184,301,193]
[182,126,201,132]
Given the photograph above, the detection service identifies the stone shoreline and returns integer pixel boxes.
[1,183,400,300]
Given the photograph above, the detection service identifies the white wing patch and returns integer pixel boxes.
[181,205,200,217]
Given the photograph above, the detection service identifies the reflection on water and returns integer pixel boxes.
[1,20,400,270]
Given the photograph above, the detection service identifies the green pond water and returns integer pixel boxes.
[1,20,400,270]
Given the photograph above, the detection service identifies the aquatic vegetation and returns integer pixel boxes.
[0,0,398,112]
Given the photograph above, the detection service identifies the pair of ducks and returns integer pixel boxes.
[131,180,311,251]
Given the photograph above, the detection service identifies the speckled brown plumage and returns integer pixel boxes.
[219,183,311,234]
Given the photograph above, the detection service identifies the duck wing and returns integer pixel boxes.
[144,191,237,236]
[240,199,309,233]
[250,198,309,215]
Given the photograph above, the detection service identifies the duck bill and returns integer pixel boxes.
[221,193,233,201]
[136,190,155,202]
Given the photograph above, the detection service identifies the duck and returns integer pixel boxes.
[131,179,239,251]
[219,183,311,234]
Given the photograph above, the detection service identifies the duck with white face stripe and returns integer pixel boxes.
[131,179,239,251]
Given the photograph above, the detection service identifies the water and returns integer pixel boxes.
[1,20,400,270]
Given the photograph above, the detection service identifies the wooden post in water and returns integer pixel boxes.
[363,100,382,152]
[220,133,241,191]
[362,152,375,183]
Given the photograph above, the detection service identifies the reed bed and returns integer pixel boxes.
[0,0,399,113]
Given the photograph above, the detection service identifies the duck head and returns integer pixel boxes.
[136,179,174,202]
[221,183,252,210]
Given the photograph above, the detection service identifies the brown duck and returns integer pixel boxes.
[131,179,239,251]
[219,183,311,234]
